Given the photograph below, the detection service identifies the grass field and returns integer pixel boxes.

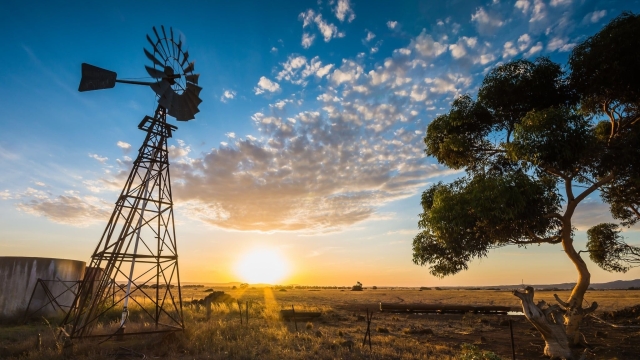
[1,288,639,359]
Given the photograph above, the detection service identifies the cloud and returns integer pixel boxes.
[518,34,531,51]
[525,41,543,57]
[301,33,315,49]
[530,0,547,22]
[514,0,530,14]
[220,90,236,103]
[584,10,606,24]
[386,21,398,30]
[13,189,109,226]
[410,30,447,58]
[88,153,108,164]
[471,7,504,35]
[550,0,572,6]
[271,47,278,53]
[299,9,344,43]
[276,55,333,86]
[330,60,363,85]
[364,30,375,42]
[254,76,281,95]
[547,37,575,52]
[116,141,132,154]
[168,139,191,159]
[333,0,355,23]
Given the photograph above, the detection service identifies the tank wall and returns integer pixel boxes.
[0,257,86,318]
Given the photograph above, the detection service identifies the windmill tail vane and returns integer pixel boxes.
[60,25,202,340]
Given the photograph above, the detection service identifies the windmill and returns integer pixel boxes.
[60,26,202,339]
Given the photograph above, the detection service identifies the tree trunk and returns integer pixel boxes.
[559,217,597,345]
[514,287,573,359]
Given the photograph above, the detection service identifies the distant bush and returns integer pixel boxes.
[351,281,363,291]
[420,287,431,290]
[434,287,442,290]
[204,288,214,292]
[372,286,377,290]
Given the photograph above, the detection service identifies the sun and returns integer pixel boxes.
[235,248,289,284]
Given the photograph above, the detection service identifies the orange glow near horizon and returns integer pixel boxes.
[234,248,290,284]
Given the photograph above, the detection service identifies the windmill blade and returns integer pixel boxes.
[152,26,168,59]
[158,87,174,110]
[145,65,166,79]
[146,35,162,57]
[150,80,171,97]
[144,48,165,67]
[176,39,183,64]
[181,51,189,67]
[170,27,175,57]
[183,61,195,74]
[185,74,199,84]
[186,82,203,97]
[170,93,197,121]
[161,26,171,58]
[78,63,117,92]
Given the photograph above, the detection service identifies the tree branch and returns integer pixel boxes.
[543,213,564,222]
[540,166,569,181]
[513,230,562,245]
[574,173,615,204]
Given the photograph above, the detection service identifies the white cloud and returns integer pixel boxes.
[471,7,504,34]
[525,41,543,57]
[225,132,236,139]
[518,34,531,51]
[15,191,109,226]
[276,55,332,85]
[386,21,398,29]
[410,30,447,58]
[530,0,546,22]
[503,41,518,58]
[515,0,530,14]
[584,10,606,24]
[254,76,281,95]
[550,0,572,6]
[364,30,376,42]
[448,36,477,59]
[330,60,363,86]
[271,47,278,53]
[299,9,344,43]
[116,141,131,154]
[315,63,334,78]
[88,153,108,164]
[547,37,575,52]
[333,0,355,23]
[301,33,315,49]
[220,90,236,103]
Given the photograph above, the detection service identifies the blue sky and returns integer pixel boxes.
[1,0,639,286]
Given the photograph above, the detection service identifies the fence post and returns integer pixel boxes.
[292,305,298,331]
[509,319,516,360]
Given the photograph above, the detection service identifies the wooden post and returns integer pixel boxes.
[238,300,243,325]
[245,301,249,325]
[292,305,298,331]
[362,308,373,350]
[509,319,516,360]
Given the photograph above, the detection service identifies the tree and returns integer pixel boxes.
[413,13,640,359]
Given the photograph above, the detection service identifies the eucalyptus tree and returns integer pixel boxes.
[413,13,640,359]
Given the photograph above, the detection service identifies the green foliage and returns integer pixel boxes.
[457,343,503,360]
[478,58,575,133]
[416,14,640,280]
[569,12,640,117]
[587,223,640,273]
[506,107,597,175]
[413,172,561,277]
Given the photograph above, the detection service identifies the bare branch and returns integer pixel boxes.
[553,293,570,308]
[574,173,615,204]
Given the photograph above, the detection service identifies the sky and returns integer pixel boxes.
[1,0,640,287]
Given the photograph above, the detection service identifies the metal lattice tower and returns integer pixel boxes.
[62,106,184,338]
[60,26,201,339]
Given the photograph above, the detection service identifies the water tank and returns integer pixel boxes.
[0,257,86,319]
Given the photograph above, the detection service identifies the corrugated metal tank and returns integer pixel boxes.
[0,257,86,319]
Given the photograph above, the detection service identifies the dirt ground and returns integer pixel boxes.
[2,288,639,359]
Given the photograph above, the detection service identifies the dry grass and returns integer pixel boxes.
[2,288,639,359]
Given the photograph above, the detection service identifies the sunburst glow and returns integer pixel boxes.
[235,248,289,284]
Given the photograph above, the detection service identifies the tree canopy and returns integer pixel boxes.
[414,13,640,280]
